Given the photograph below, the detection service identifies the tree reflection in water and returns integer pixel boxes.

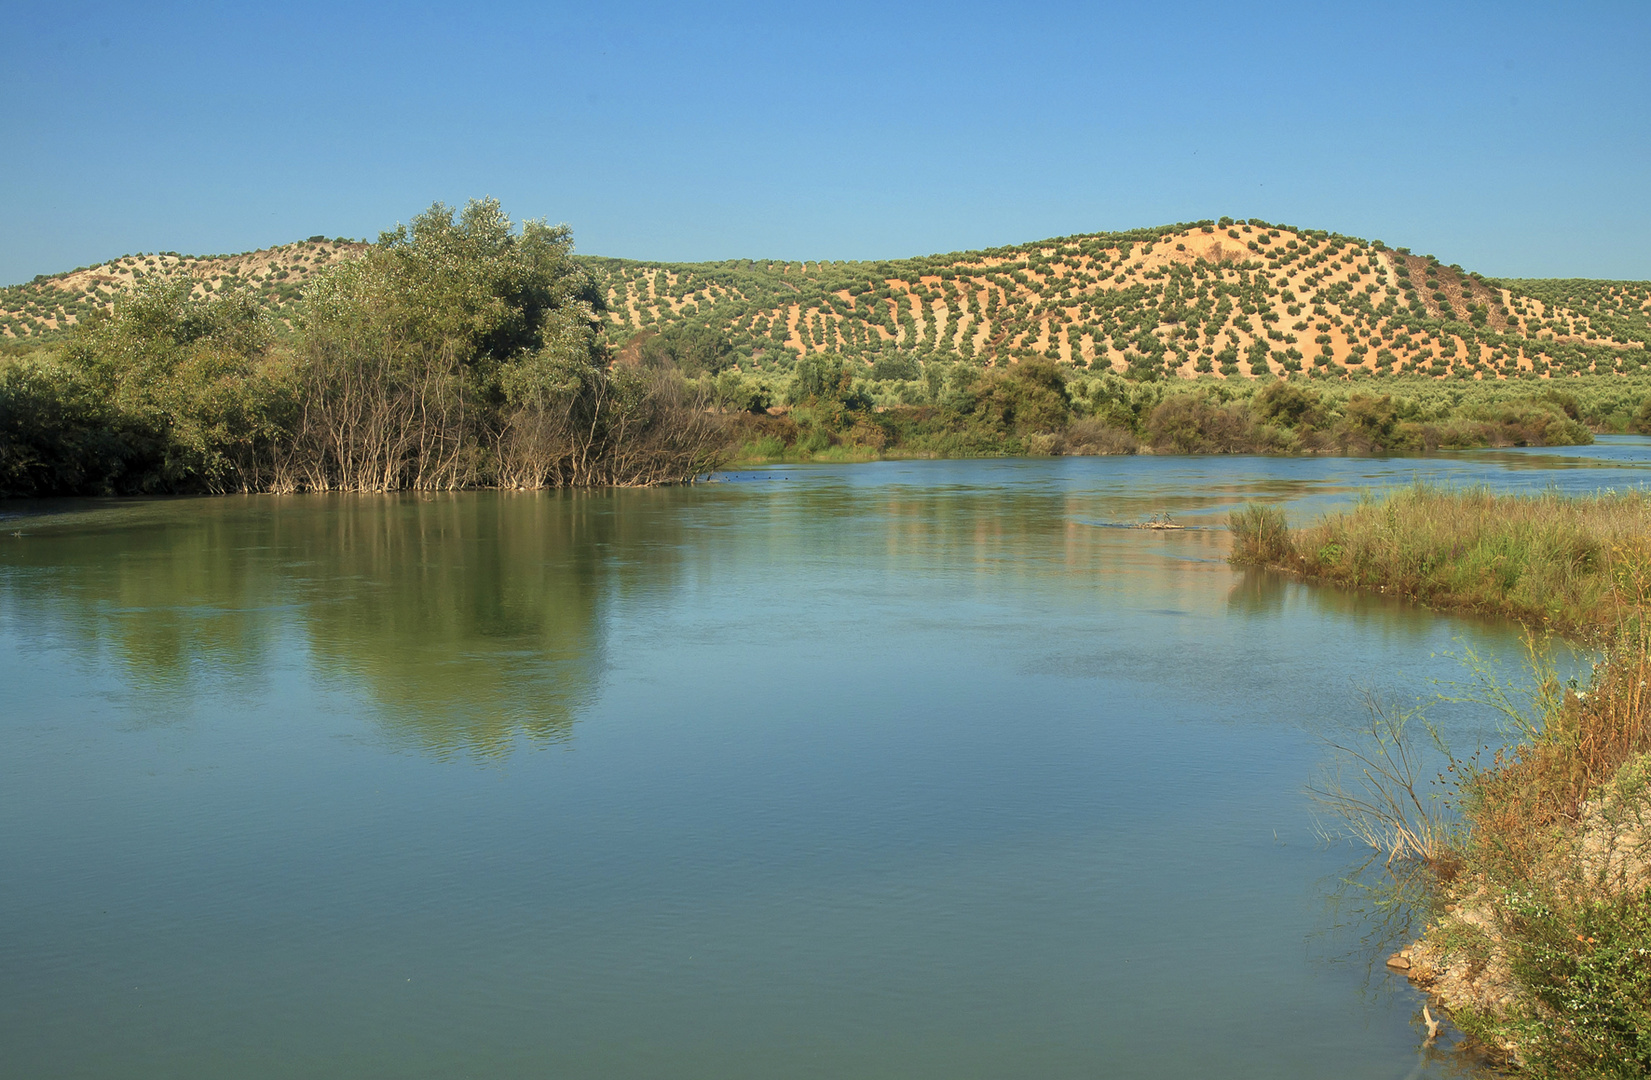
[0,490,688,757]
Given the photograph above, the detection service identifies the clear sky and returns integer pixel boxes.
[4,0,1649,285]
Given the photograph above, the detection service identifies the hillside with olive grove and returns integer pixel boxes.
[0,237,367,346]
[8,217,1649,387]
[582,217,1651,384]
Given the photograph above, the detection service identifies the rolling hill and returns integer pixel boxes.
[0,237,367,344]
[7,218,1650,382]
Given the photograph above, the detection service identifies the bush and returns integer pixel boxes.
[1340,394,1399,448]
[870,354,919,381]
[1630,397,1651,435]
[1145,395,1252,453]
[58,277,289,492]
[1228,504,1293,564]
[1255,380,1323,427]
[966,359,1072,435]
[3,199,734,495]
[641,324,734,376]
[0,354,132,495]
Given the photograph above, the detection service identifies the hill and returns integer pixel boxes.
[0,237,367,346]
[3,201,1646,499]
[582,218,1651,382]
[6,218,1650,383]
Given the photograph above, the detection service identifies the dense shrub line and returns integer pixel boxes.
[0,200,729,497]
[724,362,1602,462]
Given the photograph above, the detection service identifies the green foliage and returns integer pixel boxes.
[286,199,609,489]
[1341,394,1399,444]
[1631,396,1651,435]
[1503,887,1651,1077]
[790,352,853,404]
[870,353,919,381]
[54,276,287,492]
[1144,395,1251,452]
[366,197,602,369]
[965,359,1072,436]
[0,353,132,496]
[1,200,728,495]
[1229,504,1294,564]
[1255,380,1323,427]
[734,364,1621,462]
[640,324,734,376]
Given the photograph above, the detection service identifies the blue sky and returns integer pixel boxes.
[4,1,1648,284]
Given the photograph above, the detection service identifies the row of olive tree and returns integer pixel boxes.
[0,200,729,496]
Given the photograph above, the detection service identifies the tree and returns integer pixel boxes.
[284,198,726,490]
[871,353,919,381]
[1632,397,1651,436]
[61,275,285,492]
[639,324,733,376]
[0,353,127,496]
[1255,380,1323,428]
[967,360,1072,436]
[290,198,606,490]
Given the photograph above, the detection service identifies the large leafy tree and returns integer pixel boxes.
[637,324,733,377]
[58,276,285,492]
[294,199,723,490]
[291,198,610,490]
[359,197,605,377]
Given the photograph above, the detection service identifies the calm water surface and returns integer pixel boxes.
[4,439,1649,1079]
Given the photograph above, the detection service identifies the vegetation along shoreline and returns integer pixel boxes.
[6,200,1651,497]
[1232,486,1651,1075]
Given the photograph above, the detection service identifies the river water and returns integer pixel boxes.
[3,439,1649,1079]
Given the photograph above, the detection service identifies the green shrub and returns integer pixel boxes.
[1227,504,1293,564]
[871,354,919,382]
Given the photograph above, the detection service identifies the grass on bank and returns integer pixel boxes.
[1231,487,1651,1075]
[1230,485,1651,637]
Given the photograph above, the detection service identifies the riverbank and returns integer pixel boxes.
[722,369,1631,465]
[1231,486,1651,1075]
[1230,486,1651,637]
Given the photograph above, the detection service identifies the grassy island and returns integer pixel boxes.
[1232,487,1651,1076]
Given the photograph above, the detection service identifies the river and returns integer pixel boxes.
[3,438,1648,1078]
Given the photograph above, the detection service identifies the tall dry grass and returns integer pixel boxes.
[1232,488,1651,1072]
[1231,484,1651,636]
[1309,692,1460,869]
[1465,578,1651,884]
[1228,504,1293,565]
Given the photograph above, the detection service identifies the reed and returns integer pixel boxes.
[1227,503,1293,566]
[1231,484,1651,637]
